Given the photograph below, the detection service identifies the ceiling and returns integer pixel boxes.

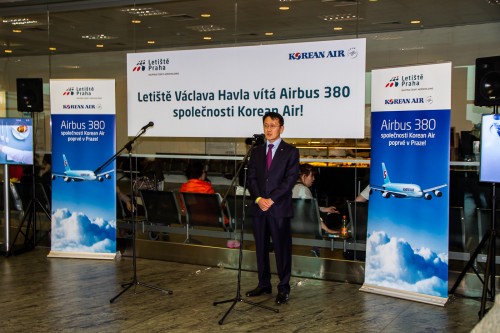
[0,0,499,58]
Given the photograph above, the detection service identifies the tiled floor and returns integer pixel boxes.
[0,247,488,332]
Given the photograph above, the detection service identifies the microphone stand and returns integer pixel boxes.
[110,125,172,303]
[213,135,278,325]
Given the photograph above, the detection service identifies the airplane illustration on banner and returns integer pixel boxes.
[52,154,114,182]
[370,162,447,200]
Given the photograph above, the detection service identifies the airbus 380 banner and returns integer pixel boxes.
[49,79,116,260]
[127,39,366,138]
[361,63,451,306]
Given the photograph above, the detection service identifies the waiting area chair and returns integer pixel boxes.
[476,207,500,258]
[449,206,466,253]
[139,190,182,240]
[346,200,368,260]
[290,198,323,239]
[180,192,231,243]
[225,195,253,234]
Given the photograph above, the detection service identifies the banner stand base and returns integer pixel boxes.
[360,283,448,307]
[48,251,116,260]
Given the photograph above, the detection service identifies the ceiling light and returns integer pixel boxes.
[82,34,117,40]
[372,34,403,40]
[319,14,361,22]
[279,6,290,10]
[131,20,141,24]
[321,0,359,6]
[333,27,343,31]
[49,47,57,51]
[187,24,225,32]
[486,0,500,4]
[410,20,421,24]
[12,29,22,33]
[96,44,104,48]
[120,7,168,17]
[203,36,212,40]
[147,40,155,44]
[399,46,424,51]
[4,50,13,53]
[59,65,80,69]
[265,32,274,36]
[201,13,211,18]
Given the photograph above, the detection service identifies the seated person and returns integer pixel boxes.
[292,163,340,234]
[180,161,214,194]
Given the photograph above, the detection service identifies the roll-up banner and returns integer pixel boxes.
[360,63,451,306]
[127,38,366,139]
[48,79,117,259]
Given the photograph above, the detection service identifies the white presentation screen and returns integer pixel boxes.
[127,38,366,138]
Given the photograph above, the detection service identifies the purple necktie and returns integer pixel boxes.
[266,144,274,170]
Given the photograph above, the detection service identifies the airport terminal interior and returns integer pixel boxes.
[1,0,500,331]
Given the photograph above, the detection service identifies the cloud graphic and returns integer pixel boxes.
[365,230,448,297]
[51,208,116,253]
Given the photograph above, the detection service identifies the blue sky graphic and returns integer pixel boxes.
[365,231,448,297]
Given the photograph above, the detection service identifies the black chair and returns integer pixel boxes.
[449,206,466,253]
[180,192,230,243]
[347,200,368,260]
[12,182,51,215]
[477,207,500,256]
[0,181,23,212]
[226,195,253,234]
[347,200,368,244]
[290,198,323,238]
[139,190,182,240]
[8,182,51,253]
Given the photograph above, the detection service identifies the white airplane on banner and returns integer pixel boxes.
[52,154,113,182]
[370,162,447,200]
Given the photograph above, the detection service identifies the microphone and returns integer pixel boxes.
[141,121,154,131]
[252,133,265,145]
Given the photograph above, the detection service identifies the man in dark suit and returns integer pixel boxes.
[245,112,300,305]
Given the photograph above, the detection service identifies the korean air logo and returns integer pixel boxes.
[383,170,387,179]
[385,77,399,88]
[132,60,146,71]
[63,87,75,96]
[288,49,345,60]
[347,47,358,59]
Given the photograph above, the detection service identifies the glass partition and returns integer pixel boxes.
[0,0,499,264]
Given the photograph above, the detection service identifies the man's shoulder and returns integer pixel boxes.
[279,140,298,151]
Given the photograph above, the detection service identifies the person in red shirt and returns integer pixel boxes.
[180,161,214,194]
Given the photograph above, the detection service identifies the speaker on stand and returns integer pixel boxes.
[474,56,500,107]
[7,78,49,256]
[450,55,500,318]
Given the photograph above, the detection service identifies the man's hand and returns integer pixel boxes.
[258,198,274,211]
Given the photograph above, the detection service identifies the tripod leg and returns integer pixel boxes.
[218,300,238,325]
[450,231,491,294]
[109,281,135,303]
[7,200,35,256]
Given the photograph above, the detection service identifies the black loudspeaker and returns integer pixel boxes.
[475,56,500,107]
[16,78,43,112]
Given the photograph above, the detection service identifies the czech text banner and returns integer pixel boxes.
[361,63,451,306]
[127,39,366,138]
[48,79,116,259]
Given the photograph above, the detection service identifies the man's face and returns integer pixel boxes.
[263,117,284,143]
